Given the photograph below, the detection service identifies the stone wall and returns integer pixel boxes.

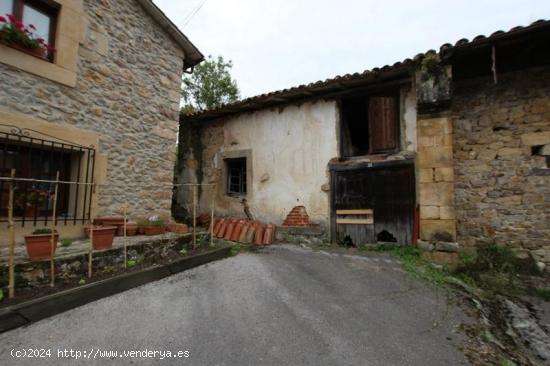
[0,0,184,220]
[417,115,456,242]
[453,66,550,267]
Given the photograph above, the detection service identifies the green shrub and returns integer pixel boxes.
[126,260,137,268]
[32,228,53,235]
[60,239,72,247]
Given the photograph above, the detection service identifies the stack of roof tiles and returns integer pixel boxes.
[212,218,275,245]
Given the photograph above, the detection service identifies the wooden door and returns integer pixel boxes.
[331,162,415,246]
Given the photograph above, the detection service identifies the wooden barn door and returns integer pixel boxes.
[331,163,415,246]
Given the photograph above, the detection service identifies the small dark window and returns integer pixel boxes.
[226,158,246,196]
[340,95,398,157]
[2,0,59,61]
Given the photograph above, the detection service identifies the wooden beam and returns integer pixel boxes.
[336,218,374,225]
[336,209,373,215]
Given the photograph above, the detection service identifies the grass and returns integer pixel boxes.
[367,243,549,301]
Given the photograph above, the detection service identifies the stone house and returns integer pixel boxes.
[178,20,550,268]
[0,0,203,241]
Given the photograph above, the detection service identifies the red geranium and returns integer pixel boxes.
[0,16,6,23]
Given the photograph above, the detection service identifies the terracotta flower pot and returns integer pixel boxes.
[85,226,117,250]
[126,223,138,236]
[94,216,126,236]
[142,226,165,236]
[167,223,189,234]
[24,233,59,261]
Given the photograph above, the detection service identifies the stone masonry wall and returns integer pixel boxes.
[452,66,550,267]
[0,0,183,220]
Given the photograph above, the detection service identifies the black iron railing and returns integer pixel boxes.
[0,124,95,226]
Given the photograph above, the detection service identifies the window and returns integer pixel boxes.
[2,0,59,61]
[0,127,96,226]
[225,158,247,196]
[340,95,399,157]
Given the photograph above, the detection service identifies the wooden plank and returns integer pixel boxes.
[336,218,374,225]
[336,209,373,215]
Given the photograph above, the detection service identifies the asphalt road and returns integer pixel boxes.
[0,245,471,365]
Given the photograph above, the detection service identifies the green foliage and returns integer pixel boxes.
[126,260,137,268]
[229,244,241,256]
[181,55,240,111]
[138,218,165,227]
[527,287,550,301]
[78,279,86,285]
[179,248,188,255]
[61,239,73,248]
[0,288,3,302]
[473,245,518,273]
[32,228,53,235]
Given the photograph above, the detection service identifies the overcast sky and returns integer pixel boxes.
[154,0,550,98]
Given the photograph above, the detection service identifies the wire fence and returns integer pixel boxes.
[0,170,216,300]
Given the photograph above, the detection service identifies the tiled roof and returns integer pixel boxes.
[183,19,550,122]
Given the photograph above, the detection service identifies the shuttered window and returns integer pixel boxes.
[368,96,398,153]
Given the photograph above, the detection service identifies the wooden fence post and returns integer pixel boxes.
[7,169,15,299]
[192,185,197,250]
[210,184,215,247]
[88,184,95,278]
[49,171,60,288]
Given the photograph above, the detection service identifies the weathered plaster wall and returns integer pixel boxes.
[0,0,184,229]
[195,100,339,226]
[453,67,550,266]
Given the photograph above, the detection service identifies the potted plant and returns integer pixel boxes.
[139,217,166,236]
[126,222,139,236]
[84,225,117,250]
[15,190,47,217]
[24,228,58,261]
[0,15,56,59]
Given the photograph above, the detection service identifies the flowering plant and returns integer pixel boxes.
[0,14,56,57]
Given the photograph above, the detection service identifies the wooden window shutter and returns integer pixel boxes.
[368,96,397,152]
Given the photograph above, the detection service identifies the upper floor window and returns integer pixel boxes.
[340,95,399,157]
[1,0,59,61]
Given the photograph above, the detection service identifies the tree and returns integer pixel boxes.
[181,55,240,111]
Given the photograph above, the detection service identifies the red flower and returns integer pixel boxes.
[36,38,45,44]
[0,16,6,23]
[14,20,23,29]
[28,24,36,30]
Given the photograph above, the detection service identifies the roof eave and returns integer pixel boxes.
[135,0,204,70]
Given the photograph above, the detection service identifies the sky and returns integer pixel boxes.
[154,0,550,98]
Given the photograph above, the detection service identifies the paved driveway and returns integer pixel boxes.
[0,245,471,365]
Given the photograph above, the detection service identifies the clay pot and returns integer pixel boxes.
[142,226,165,236]
[126,223,138,236]
[24,233,59,261]
[224,220,236,240]
[254,224,265,246]
[94,216,126,236]
[167,223,189,234]
[85,226,117,250]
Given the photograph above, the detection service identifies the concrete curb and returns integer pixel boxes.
[0,246,233,333]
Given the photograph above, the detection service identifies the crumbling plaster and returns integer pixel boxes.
[198,100,339,226]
